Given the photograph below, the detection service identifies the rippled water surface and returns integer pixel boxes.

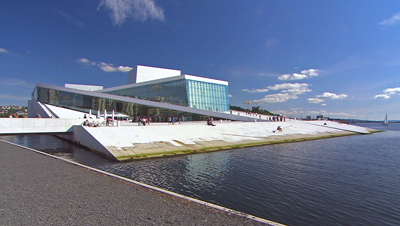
[2,123,399,226]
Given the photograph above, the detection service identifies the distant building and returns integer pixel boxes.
[316,115,324,120]
[305,115,312,120]
[17,111,27,118]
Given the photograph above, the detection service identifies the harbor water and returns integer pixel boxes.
[1,123,399,226]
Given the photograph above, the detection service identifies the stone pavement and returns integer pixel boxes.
[0,140,283,225]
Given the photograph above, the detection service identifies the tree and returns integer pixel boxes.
[230,105,274,115]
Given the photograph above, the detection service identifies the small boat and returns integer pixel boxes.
[383,113,389,125]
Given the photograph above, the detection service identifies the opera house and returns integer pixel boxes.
[28,65,251,122]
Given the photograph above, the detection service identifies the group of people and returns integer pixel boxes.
[138,117,151,126]
[8,113,19,118]
[167,117,181,125]
[206,117,216,126]
[136,116,184,125]
[269,116,285,122]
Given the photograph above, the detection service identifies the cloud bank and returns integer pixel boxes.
[249,83,312,104]
[98,0,165,25]
[278,68,320,80]
[76,58,133,73]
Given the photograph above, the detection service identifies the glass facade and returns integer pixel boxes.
[35,76,229,121]
[36,87,223,122]
[186,79,229,111]
[103,78,229,112]
[104,79,188,106]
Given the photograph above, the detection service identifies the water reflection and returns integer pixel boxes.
[183,152,230,196]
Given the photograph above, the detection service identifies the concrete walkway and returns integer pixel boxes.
[0,140,282,225]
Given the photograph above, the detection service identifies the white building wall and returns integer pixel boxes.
[65,84,103,91]
[28,99,51,118]
[127,65,181,84]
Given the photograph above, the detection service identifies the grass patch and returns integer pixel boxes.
[116,149,194,161]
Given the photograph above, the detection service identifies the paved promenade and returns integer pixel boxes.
[0,140,280,225]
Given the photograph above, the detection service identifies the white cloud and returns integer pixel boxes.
[322,111,355,117]
[253,93,298,104]
[379,12,400,26]
[278,68,320,80]
[274,109,305,117]
[374,87,400,100]
[56,10,84,27]
[98,62,133,72]
[77,58,133,73]
[316,92,348,99]
[321,103,326,106]
[118,66,134,73]
[291,73,308,80]
[383,87,400,95]
[307,110,321,114]
[274,109,355,118]
[242,88,269,93]
[267,83,311,93]
[278,74,290,80]
[374,94,390,99]
[77,58,91,64]
[301,68,320,77]
[308,92,347,104]
[308,98,324,104]
[98,0,165,25]
[265,39,277,49]
[278,73,307,80]
[252,83,311,104]
[229,94,233,98]
[0,48,8,53]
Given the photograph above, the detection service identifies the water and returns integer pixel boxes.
[1,123,399,226]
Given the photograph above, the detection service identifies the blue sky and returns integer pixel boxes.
[1,0,399,120]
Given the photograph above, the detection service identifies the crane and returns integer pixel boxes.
[243,101,250,113]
